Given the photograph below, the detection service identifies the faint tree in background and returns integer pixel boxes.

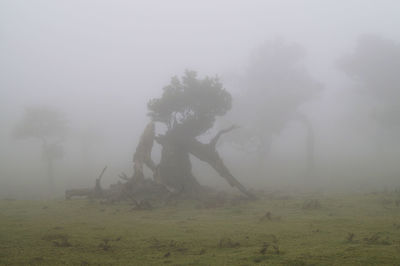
[14,106,68,188]
[228,39,322,177]
[339,35,400,130]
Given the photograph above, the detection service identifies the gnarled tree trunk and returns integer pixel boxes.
[155,125,256,199]
[156,135,201,194]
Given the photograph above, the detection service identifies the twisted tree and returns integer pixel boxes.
[65,71,255,202]
[148,70,255,199]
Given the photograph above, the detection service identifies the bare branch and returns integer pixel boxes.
[97,166,108,181]
[209,125,239,147]
[118,172,129,181]
[187,138,256,199]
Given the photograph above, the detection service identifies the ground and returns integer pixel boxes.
[1,190,400,265]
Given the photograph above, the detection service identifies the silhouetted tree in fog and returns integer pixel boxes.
[148,70,254,198]
[64,72,256,201]
[339,35,400,129]
[14,106,68,189]
[229,39,321,177]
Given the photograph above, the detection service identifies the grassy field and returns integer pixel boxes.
[1,190,400,265]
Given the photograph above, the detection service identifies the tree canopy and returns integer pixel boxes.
[228,39,321,156]
[147,70,232,137]
[14,106,68,187]
[14,106,68,142]
[339,35,400,128]
[15,106,68,158]
[145,71,254,198]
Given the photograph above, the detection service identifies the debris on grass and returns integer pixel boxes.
[259,243,269,254]
[302,199,321,210]
[148,238,188,253]
[132,199,153,210]
[260,211,282,221]
[346,232,355,242]
[99,238,112,251]
[253,255,267,263]
[258,234,280,254]
[97,236,123,251]
[29,256,44,265]
[42,233,72,247]
[260,211,272,221]
[363,233,391,245]
[163,251,170,258]
[218,237,240,248]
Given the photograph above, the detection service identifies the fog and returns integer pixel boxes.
[1,0,400,198]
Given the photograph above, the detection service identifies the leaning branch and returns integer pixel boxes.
[97,166,108,182]
[209,125,238,147]
[118,172,130,181]
[186,138,256,199]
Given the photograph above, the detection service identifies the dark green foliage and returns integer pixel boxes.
[148,70,232,137]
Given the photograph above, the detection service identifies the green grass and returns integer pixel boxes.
[1,191,400,265]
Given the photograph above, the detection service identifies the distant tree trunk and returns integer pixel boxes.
[42,140,55,189]
[256,136,271,172]
[47,156,54,187]
[297,113,315,180]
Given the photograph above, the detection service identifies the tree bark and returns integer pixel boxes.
[133,122,157,180]
[155,132,201,196]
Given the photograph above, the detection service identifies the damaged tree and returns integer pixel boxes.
[66,70,255,203]
[148,70,255,199]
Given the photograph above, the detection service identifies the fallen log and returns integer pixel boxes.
[65,166,107,199]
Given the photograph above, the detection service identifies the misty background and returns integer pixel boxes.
[1,0,400,198]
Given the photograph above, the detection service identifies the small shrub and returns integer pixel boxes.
[42,233,71,247]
